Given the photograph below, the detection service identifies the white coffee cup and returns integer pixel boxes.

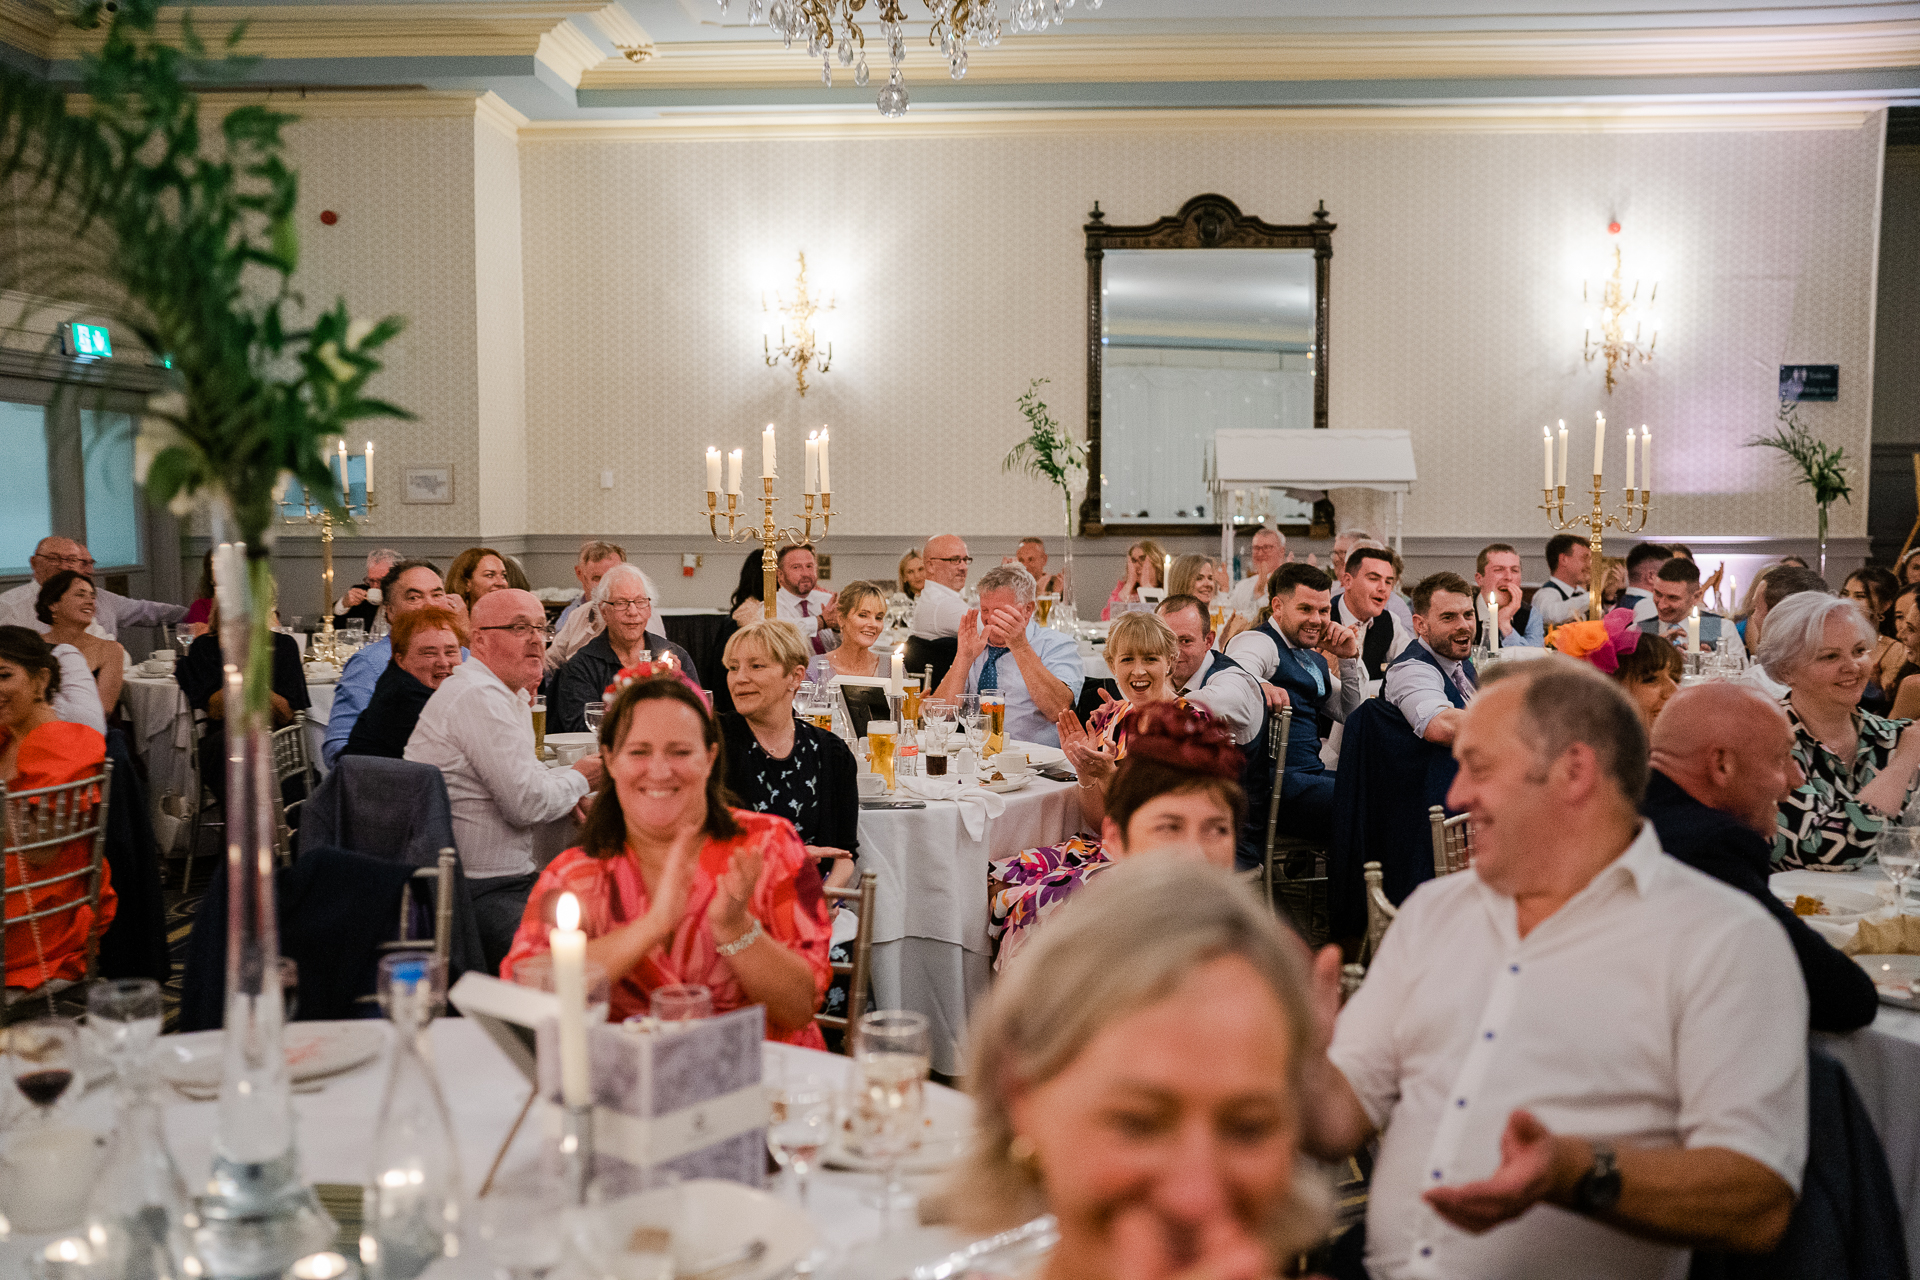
[856,773,886,798]
[366,587,383,605]
[149,650,174,666]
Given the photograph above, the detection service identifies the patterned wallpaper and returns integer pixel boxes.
[474,116,529,540]
[518,116,1887,544]
[277,114,480,541]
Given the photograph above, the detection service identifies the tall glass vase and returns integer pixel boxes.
[193,540,333,1278]
[1059,492,1076,620]
[1817,503,1830,580]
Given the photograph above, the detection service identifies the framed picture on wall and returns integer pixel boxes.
[401,466,454,504]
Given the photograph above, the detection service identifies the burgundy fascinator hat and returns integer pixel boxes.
[1117,701,1243,778]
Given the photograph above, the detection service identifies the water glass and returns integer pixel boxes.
[583,701,606,735]
[8,1018,80,1123]
[850,1010,931,1230]
[1881,826,1920,914]
[475,1160,568,1280]
[766,1062,835,1210]
[649,983,712,1023]
[85,977,162,1086]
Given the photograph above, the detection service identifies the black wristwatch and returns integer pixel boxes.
[1571,1141,1621,1215]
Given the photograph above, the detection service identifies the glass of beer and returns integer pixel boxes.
[980,692,1007,756]
[868,720,898,790]
[1035,595,1057,627]
[901,677,923,727]
[531,694,548,759]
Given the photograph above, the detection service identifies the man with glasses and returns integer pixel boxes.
[0,536,187,641]
[911,534,972,642]
[408,588,604,973]
[322,558,464,766]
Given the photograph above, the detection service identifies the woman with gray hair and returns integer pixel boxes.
[1761,589,1920,868]
[551,562,697,734]
[947,856,1329,1278]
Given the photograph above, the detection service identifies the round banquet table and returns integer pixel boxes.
[855,773,1082,1078]
[0,1020,977,1280]
[120,671,336,821]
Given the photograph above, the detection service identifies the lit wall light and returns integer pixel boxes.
[1582,220,1658,395]
[762,251,835,397]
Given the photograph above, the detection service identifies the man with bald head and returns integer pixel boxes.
[910,533,972,641]
[0,535,187,640]
[1642,681,1875,1032]
[407,588,603,971]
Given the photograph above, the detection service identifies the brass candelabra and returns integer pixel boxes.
[282,482,376,664]
[703,479,834,620]
[1541,475,1651,621]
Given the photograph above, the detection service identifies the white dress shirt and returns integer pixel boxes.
[1226,573,1268,623]
[1336,594,1412,674]
[1382,640,1474,739]
[1223,624,1367,727]
[775,587,839,655]
[404,659,589,880]
[48,643,107,736]
[0,580,184,642]
[1177,650,1264,746]
[1330,822,1807,1280]
[909,581,967,640]
[1522,576,1590,644]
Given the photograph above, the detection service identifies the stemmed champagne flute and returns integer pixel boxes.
[86,977,163,1089]
[848,1009,931,1233]
[765,1060,834,1210]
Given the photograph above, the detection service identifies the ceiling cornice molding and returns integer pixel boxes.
[43,3,607,61]
[185,88,499,120]
[579,20,1920,90]
[516,101,1883,141]
[473,88,529,137]
[534,16,604,88]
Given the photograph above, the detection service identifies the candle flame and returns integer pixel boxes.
[893,643,905,657]
[556,892,579,932]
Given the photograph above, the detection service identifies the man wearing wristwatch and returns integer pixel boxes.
[1294,659,1808,1279]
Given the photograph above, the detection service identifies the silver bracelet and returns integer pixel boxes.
[716,917,763,957]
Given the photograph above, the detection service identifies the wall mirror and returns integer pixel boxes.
[1082,195,1333,537]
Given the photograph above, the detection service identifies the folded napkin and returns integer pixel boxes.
[1843,914,1920,956]
[898,775,1007,840]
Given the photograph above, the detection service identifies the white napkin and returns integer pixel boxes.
[898,774,1007,840]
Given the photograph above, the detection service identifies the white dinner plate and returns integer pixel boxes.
[1001,741,1066,768]
[976,772,1034,794]
[1775,886,1882,923]
[824,1081,975,1174]
[157,1022,384,1092]
[1855,954,1920,985]
[571,1178,815,1280]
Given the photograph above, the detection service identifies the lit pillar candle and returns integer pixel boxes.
[337,440,350,504]
[762,424,777,479]
[891,644,906,697]
[1486,593,1501,651]
[1593,411,1606,478]
[1162,554,1172,589]
[1542,425,1553,490]
[1623,426,1635,491]
[1557,420,1568,488]
[818,429,831,493]
[805,432,819,496]
[551,892,590,1109]
[364,442,374,494]
[706,447,721,492]
[1640,426,1651,492]
[726,449,743,496]
[1686,606,1701,655]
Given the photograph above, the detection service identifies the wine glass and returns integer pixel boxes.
[8,1018,80,1124]
[765,1062,835,1209]
[649,983,712,1023]
[583,701,606,735]
[85,977,162,1091]
[1881,825,1920,915]
[174,629,194,659]
[848,1009,930,1232]
[475,1159,569,1280]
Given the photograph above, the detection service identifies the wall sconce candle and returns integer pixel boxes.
[1581,223,1659,394]
[763,251,836,396]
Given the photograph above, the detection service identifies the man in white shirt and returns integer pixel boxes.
[1156,595,1262,746]
[910,533,972,641]
[1333,546,1412,685]
[1521,533,1594,645]
[1225,527,1288,624]
[1473,543,1539,648]
[1301,658,1806,1280]
[1383,572,1479,745]
[933,564,1083,748]
[0,536,186,641]
[405,588,603,972]
[772,545,840,657]
[1621,542,1672,621]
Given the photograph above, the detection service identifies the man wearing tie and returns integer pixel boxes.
[1331,546,1412,684]
[934,564,1084,748]
[773,545,840,656]
[1384,572,1480,745]
[1156,594,1264,747]
[1640,557,1729,650]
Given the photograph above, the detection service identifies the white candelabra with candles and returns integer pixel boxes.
[281,438,375,664]
[703,424,835,620]
[1540,412,1653,623]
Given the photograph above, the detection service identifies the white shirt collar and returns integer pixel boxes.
[1180,649,1218,693]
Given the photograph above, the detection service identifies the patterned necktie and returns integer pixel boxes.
[979,646,1009,691]
[1454,658,1478,704]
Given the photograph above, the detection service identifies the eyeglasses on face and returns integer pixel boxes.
[37,554,95,569]
[928,556,974,565]
[477,621,548,640]
[602,598,651,612]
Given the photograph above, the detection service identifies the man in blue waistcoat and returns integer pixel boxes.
[1385,571,1480,747]
[1639,556,1731,650]
[1223,562,1366,869]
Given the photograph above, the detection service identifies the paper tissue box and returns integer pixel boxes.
[536,1006,769,1190]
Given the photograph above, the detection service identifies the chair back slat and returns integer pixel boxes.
[815,871,877,1045]
[1360,859,1396,966]
[1428,805,1474,878]
[2,764,113,1017]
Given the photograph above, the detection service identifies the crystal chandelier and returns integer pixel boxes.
[719,0,1099,117]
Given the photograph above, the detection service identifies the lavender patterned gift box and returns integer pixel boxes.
[536,1006,769,1190]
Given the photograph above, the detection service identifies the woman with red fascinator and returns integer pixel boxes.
[989,701,1245,969]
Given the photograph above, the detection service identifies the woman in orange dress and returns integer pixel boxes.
[503,667,832,1046]
[1,626,113,991]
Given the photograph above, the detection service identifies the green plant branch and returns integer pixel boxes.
[1003,377,1087,528]
[1745,401,1852,513]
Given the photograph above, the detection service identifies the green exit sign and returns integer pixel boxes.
[63,322,111,360]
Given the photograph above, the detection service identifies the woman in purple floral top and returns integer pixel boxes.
[989,701,1244,969]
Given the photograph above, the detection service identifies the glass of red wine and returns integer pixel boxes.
[8,1017,80,1123]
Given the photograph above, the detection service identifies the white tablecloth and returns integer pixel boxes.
[856,777,1082,1077]
[121,673,336,822]
[0,1021,973,1280]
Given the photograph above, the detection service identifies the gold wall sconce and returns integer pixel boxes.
[1583,221,1658,395]
[763,251,835,396]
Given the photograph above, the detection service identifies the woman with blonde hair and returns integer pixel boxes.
[1057,610,1184,827]
[897,548,926,600]
[808,581,887,683]
[951,857,1328,1278]
[1165,553,1218,606]
[1102,538,1168,620]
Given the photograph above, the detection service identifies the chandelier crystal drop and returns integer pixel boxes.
[730,0,1092,115]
